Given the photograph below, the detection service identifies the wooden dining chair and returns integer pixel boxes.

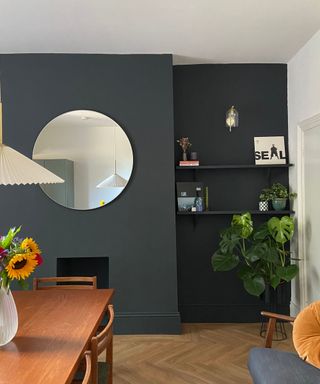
[83,351,93,384]
[91,304,115,384]
[33,276,97,290]
[72,351,92,384]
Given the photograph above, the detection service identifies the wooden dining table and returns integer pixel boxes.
[0,289,114,384]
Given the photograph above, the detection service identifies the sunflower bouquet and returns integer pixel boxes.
[0,227,43,290]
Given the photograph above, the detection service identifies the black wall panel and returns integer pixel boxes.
[0,54,180,333]
[173,64,289,322]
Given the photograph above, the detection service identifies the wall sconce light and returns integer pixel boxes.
[226,106,239,133]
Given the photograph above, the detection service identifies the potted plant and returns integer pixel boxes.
[211,212,298,297]
[259,183,297,211]
[258,189,273,212]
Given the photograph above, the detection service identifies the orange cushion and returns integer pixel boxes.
[293,301,320,368]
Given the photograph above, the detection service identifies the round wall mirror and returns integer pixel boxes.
[32,110,133,210]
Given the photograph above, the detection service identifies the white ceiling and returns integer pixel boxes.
[0,0,319,64]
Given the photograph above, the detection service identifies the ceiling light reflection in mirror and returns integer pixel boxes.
[32,110,133,210]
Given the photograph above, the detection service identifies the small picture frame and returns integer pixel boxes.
[254,136,286,165]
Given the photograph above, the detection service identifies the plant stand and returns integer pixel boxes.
[259,283,288,341]
[259,318,287,341]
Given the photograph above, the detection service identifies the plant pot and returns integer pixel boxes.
[259,201,269,212]
[272,198,287,211]
[259,282,290,340]
[0,287,18,346]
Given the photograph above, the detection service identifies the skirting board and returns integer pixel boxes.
[179,304,290,323]
[114,312,181,334]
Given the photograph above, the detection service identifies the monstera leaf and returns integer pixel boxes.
[268,216,294,244]
[253,222,270,241]
[218,227,241,254]
[211,252,239,271]
[243,275,265,296]
[232,212,253,239]
[276,265,299,282]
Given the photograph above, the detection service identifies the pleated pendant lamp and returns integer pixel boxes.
[96,126,127,188]
[0,89,64,185]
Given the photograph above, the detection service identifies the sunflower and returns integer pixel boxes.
[21,237,41,255]
[5,253,38,280]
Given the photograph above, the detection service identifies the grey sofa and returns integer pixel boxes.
[248,347,320,384]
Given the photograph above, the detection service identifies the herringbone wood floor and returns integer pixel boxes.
[107,323,294,384]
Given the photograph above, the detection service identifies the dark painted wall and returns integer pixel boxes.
[173,64,289,322]
[0,54,180,333]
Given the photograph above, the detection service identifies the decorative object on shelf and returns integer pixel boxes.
[179,160,199,166]
[0,84,64,185]
[0,226,43,346]
[259,183,297,211]
[259,201,269,212]
[190,152,198,160]
[96,125,128,188]
[226,106,239,132]
[177,137,192,161]
[205,186,209,211]
[254,136,286,165]
[176,182,203,212]
[194,187,204,212]
[211,212,298,297]
[258,189,271,212]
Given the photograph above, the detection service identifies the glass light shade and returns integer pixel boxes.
[226,106,239,132]
[96,173,127,188]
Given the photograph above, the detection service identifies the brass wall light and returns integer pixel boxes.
[226,106,239,133]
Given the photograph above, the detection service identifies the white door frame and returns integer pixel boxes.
[297,113,320,309]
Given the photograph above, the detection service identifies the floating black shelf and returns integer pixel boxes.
[176,164,293,170]
[177,210,294,216]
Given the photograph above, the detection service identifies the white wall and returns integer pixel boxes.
[288,29,320,314]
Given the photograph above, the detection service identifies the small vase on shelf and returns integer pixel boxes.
[259,201,269,212]
[177,137,192,162]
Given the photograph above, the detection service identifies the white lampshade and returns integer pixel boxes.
[96,173,127,188]
[0,92,64,186]
[0,144,64,185]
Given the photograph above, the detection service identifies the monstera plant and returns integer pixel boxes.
[211,212,298,297]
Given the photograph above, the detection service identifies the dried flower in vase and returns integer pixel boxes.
[177,137,192,161]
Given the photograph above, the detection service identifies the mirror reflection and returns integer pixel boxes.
[32,110,133,210]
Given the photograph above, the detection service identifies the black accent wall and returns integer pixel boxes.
[173,64,290,322]
[0,54,180,334]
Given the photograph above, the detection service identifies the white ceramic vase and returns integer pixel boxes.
[0,286,18,346]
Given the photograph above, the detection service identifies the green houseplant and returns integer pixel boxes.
[259,183,297,211]
[211,212,298,297]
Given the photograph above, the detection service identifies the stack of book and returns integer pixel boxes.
[179,160,199,166]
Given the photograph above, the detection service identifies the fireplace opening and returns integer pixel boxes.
[57,257,109,288]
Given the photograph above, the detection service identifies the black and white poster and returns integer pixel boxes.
[254,136,286,165]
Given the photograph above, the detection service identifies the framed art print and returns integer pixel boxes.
[254,136,286,165]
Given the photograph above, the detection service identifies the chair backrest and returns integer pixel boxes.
[82,351,92,384]
[91,304,114,384]
[33,276,97,290]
